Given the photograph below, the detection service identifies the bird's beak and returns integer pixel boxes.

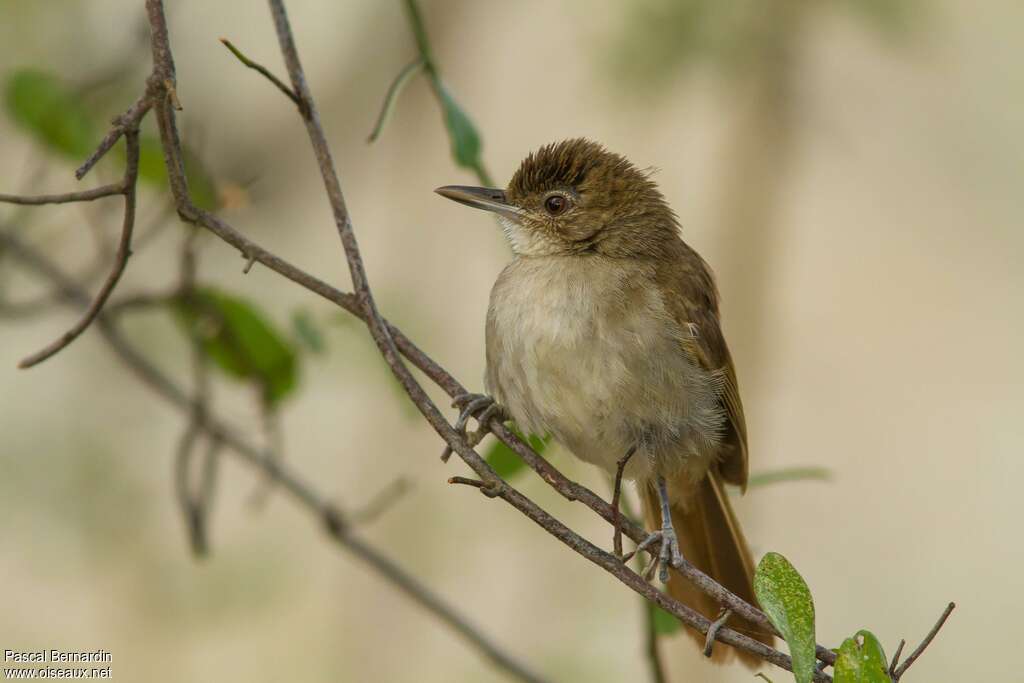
[434,185,523,223]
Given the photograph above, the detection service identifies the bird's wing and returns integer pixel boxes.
[658,246,749,489]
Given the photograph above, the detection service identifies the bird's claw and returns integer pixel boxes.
[440,393,506,462]
[634,525,683,582]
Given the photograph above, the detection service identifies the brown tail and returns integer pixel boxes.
[641,471,773,667]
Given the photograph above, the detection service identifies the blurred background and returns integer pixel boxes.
[1,1,1021,681]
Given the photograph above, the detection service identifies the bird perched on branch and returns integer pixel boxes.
[436,138,772,665]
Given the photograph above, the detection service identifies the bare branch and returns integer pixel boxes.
[0,183,124,205]
[892,602,956,681]
[18,128,141,369]
[0,229,547,683]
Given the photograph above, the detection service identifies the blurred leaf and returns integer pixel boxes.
[367,59,424,143]
[173,288,298,405]
[650,603,681,635]
[484,427,548,479]
[4,69,96,159]
[291,309,325,354]
[747,466,832,489]
[137,134,218,209]
[436,83,492,185]
[834,630,891,683]
[840,0,915,39]
[753,552,817,683]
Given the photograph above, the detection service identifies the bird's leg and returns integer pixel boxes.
[637,475,684,583]
[612,444,637,559]
[440,393,507,462]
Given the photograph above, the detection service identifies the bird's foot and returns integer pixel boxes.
[629,520,684,582]
[440,393,506,462]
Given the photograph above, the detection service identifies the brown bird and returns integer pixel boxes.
[436,138,771,665]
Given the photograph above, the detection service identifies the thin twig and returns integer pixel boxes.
[173,228,221,557]
[892,602,956,681]
[219,38,304,112]
[349,477,412,525]
[367,58,424,143]
[18,128,141,369]
[0,228,547,683]
[0,183,125,205]
[612,445,636,558]
[75,95,152,180]
[888,638,906,678]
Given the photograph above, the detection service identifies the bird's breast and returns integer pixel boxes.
[484,256,719,481]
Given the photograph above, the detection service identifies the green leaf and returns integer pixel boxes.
[173,288,298,405]
[747,466,832,489]
[834,630,891,683]
[650,603,681,635]
[436,83,492,185]
[136,134,218,210]
[483,427,548,479]
[291,309,325,354]
[753,552,817,683]
[4,69,97,159]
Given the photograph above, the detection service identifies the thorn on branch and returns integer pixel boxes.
[242,252,257,274]
[448,476,502,498]
[322,505,347,538]
[164,78,183,111]
[703,609,732,658]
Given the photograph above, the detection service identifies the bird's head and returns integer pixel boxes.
[436,138,678,258]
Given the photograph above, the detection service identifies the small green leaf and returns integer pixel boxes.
[834,630,891,683]
[483,427,548,479]
[753,552,817,683]
[291,309,325,354]
[747,466,833,489]
[136,134,218,209]
[436,83,492,185]
[650,604,681,635]
[5,69,97,159]
[173,288,298,405]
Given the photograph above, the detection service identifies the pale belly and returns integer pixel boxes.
[484,257,722,484]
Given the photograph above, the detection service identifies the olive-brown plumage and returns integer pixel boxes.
[437,138,771,666]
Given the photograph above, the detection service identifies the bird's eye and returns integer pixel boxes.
[544,194,569,216]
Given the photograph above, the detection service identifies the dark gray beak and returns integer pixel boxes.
[434,185,523,223]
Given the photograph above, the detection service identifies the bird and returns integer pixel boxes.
[435,138,772,665]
